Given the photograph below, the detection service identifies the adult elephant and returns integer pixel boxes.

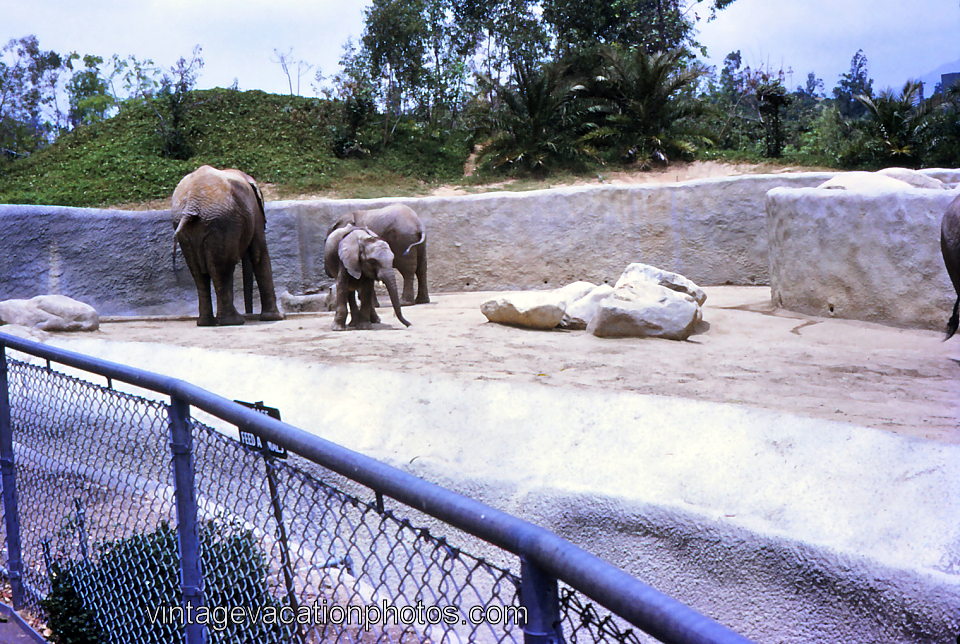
[942,194,960,339]
[172,165,283,326]
[324,225,411,331]
[328,204,428,305]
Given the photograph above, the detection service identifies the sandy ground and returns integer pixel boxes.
[91,286,960,444]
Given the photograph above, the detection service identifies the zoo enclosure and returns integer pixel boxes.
[0,331,750,643]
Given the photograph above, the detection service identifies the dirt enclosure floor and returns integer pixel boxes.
[93,287,960,444]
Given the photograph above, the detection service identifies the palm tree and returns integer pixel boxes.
[579,46,710,166]
[474,61,591,175]
[855,80,931,167]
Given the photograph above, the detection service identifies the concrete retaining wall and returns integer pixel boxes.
[767,186,960,330]
[0,172,836,316]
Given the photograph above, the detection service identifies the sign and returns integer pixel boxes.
[234,400,288,459]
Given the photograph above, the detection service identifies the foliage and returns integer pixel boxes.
[923,84,960,167]
[855,80,930,167]
[580,46,710,166]
[833,49,873,120]
[542,0,730,55]
[42,521,294,644]
[473,61,590,174]
[153,46,205,160]
[0,36,66,157]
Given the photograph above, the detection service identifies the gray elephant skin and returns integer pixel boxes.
[324,225,411,331]
[172,165,283,326]
[328,204,429,305]
[942,194,960,339]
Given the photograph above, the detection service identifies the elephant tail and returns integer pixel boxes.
[946,295,959,340]
[172,213,197,272]
[402,229,426,256]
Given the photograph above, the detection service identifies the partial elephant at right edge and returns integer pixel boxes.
[328,204,429,306]
[941,194,960,340]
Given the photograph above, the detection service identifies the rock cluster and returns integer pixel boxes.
[0,295,99,332]
[481,263,705,340]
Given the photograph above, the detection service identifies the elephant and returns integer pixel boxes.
[328,204,428,306]
[324,224,411,331]
[172,165,283,326]
[941,195,960,340]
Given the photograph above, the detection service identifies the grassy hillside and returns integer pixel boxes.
[0,89,471,207]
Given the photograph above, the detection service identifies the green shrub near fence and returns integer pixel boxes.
[42,520,295,644]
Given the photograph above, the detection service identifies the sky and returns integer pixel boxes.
[4,0,960,97]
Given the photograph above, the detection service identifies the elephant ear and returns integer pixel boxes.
[324,225,354,278]
[338,230,365,279]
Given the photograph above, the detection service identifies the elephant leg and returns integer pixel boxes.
[333,273,351,331]
[210,259,245,326]
[346,289,362,328]
[249,237,283,321]
[192,272,216,327]
[415,241,429,304]
[356,281,375,330]
[241,253,254,315]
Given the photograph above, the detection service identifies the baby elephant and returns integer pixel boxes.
[324,225,412,331]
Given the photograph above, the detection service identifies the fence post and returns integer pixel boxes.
[520,556,564,643]
[0,343,25,609]
[168,396,206,644]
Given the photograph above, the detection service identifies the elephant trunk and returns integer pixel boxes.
[379,270,411,327]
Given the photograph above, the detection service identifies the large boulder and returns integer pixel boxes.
[560,284,615,330]
[616,263,706,305]
[481,281,595,329]
[817,172,914,192]
[0,295,99,332]
[588,264,705,340]
[875,167,947,190]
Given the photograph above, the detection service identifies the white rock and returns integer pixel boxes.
[0,295,99,332]
[480,281,598,330]
[554,280,598,306]
[278,289,330,313]
[561,284,614,330]
[817,172,914,192]
[589,281,701,340]
[616,263,707,306]
[481,292,565,329]
[0,324,51,342]
[876,167,946,190]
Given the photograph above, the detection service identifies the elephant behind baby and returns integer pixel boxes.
[941,195,960,339]
[172,165,283,326]
[328,204,428,305]
[324,224,411,330]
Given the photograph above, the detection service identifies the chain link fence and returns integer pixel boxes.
[0,335,750,644]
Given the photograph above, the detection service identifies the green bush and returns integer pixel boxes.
[42,521,295,644]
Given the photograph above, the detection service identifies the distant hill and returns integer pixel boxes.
[918,58,960,94]
[0,89,469,208]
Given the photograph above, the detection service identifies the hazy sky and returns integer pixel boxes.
[5,0,960,96]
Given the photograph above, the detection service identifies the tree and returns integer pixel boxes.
[0,35,67,156]
[362,0,428,141]
[154,45,204,159]
[65,54,113,127]
[474,61,588,174]
[542,0,739,56]
[833,49,873,119]
[856,80,930,167]
[272,48,313,96]
[580,46,709,165]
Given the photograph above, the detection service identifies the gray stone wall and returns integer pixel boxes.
[0,172,835,317]
[767,186,960,330]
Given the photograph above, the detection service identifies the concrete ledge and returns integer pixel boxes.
[41,337,960,643]
[767,186,960,329]
[0,172,835,317]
